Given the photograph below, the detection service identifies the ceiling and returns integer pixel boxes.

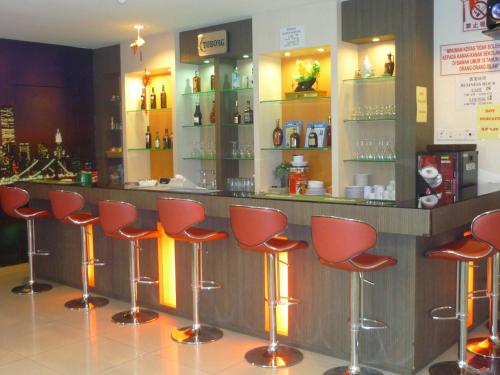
[0,0,322,49]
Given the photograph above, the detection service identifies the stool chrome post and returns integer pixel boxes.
[64,225,108,310]
[467,252,500,358]
[171,242,223,344]
[244,252,303,369]
[12,219,52,295]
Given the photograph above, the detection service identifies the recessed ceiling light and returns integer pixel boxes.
[284,52,291,57]
[317,48,325,52]
[242,54,250,59]
[118,0,127,4]
[372,37,380,42]
[203,60,211,64]
[134,24,144,31]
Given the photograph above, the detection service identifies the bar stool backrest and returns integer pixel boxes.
[229,205,287,248]
[49,190,84,221]
[98,200,137,234]
[1,187,29,219]
[311,215,377,263]
[472,209,500,251]
[157,197,205,236]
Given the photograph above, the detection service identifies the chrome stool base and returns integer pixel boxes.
[467,337,500,359]
[112,309,158,325]
[12,282,52,295]
[171,324,223,344]
[324,366,383,375]
[65,296,109,311]
[245,345,303,368]
[429,361,482,375]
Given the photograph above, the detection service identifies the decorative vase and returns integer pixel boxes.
[384,53,395,76]
[295,78,316,92]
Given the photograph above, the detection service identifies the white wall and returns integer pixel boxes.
[434,0,500,182]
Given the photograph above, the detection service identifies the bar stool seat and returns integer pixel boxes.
[239,237,307,253]
[106,226,159,240]
[61,212,99,226]
[1,187,52,295]
[427,237,492,261]
[158,197,228,345]
[320,253,396,272]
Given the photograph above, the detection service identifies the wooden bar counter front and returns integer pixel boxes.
[18,182,500,374]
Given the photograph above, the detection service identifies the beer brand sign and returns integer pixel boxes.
[198,30,227,57]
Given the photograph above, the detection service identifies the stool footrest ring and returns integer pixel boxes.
[360,318,387,330]
[430,306,458,320]
[34,250,50,256]
[87,259,106,267]
[198,280,221,290]
[470,289,489,300]
[265,296,301,306]
[137,276,158,285]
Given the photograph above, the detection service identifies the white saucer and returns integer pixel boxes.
[291,161,309,167]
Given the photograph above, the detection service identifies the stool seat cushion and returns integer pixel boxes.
[169,227,228,243]
[63,212,99,226]
[107,226,160,241]
[426,237,494,262]
[320,253,397,272]
[15,208,50,220]
[240,237,308,254]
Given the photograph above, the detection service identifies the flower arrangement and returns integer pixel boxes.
[292,59,321,83]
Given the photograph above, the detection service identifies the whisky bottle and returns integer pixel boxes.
[308,124,318,148]
[154,131,160,149]
[233,100,241,124]
[163,129,169,149]
[210,100,216,124]
[243,100,253,124]
[140,88,146,110]
[160,85,167,108]
[150,88,157,110]
[327,116,332,147]
[194,103,202,126]
[290,126,300,148]
[210,74,215,91]
[272,119,283,147]
[193,71,201,93]
[145,126,152,149]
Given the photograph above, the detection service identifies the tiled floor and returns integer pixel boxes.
[0,264,490,375]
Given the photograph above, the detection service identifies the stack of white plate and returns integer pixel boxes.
[291,161,308,167]
[305,187,327,196]
[345,185,365,198]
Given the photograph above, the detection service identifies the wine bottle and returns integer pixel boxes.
[140,88,146,110]
[290,126,300,148]
[272,119,283,147]
[210,100,216,124]
[145,126,152,149]
[154,130,160,149]
[160,85,167,108]
[163,129,169,149]
[194,103,202,126]
[327,116,332,147]
[243,100,253,124]
[193,71,200,93]
[233,100,241,124]
[308,124,318,148]
[210,74,215,91]
[150,88,157,110]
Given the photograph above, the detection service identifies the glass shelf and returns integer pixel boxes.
[128,148,173,151]
[126,108,172,113]
[223,157,254,160]
[343,76,396,83]
[344,159,396,163]
[260,96,331,104]
[220,87,253,93]
[261,147,331,151]
[183,156,216,160]
[181,90,215,97]
[182,124,216,128]
[344,118,396,123]
[222,123,254,127]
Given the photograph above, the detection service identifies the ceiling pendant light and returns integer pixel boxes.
[130,25,146,61]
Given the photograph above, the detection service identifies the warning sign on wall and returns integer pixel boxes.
[462,0,488,31]
[440,40,500,76]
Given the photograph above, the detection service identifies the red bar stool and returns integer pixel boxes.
[157,197,228,344]
[98,200,160,325]
[466,210,500,359]
[426,232,495,373]
[230,205,308,368]
[49,190,108,310]
[1,187,52,294]
[311,215,396,375]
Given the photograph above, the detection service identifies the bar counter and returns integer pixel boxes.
[17,181,500,374]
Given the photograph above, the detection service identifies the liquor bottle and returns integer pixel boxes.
[150,88,157,109]
[163,129,169,149]
[160,85,167,108]
[154,131,160,149]
[193,71,201,93]
[231,66,240,89]
[210,74,215,91]
[272,119,283,147]
[233,100,241,124]
[145,126,152,149]
[308,124,318,148]
[327,116,332,147]
[140,88,146,110]
[290,126,300,148]
[243,100,253,124]
[384,53,395,76]
[194,103,202,126]
[209,100,216,124]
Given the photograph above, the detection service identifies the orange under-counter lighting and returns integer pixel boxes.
[157,223,177,308]
[468,261,474,327]
[86,225,95,288]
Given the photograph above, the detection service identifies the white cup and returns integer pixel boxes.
[421,195,439,208]
[308,180,324,188]
[292,154,304,163]
[420,166,439,180]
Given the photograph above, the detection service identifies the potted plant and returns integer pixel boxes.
[292,59,321,92]
[274,162,291,188]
